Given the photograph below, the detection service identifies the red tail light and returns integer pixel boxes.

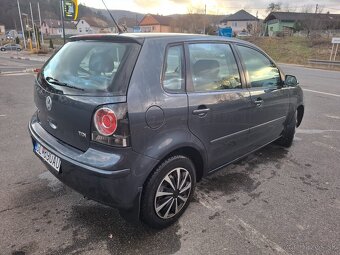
[92,104,130,147]
[94,108,117,136]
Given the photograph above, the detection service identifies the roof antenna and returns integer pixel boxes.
[101,0,124,34]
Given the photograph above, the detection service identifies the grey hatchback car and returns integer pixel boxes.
[29,33,304,228]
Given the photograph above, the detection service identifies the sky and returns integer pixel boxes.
[79,0,340,18]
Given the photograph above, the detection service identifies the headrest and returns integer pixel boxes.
[193,59,220,78]
[89,51,114,74]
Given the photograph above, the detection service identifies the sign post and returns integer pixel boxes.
[330,38,340,62]
[60,0,78,44]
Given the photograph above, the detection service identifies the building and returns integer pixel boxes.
[220,10,259,35]
[264,12,340,36]
[76,17,111,34]
[139,14,174,33]
[41,19,77,36]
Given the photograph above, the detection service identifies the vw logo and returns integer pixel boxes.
[46,96,52,111]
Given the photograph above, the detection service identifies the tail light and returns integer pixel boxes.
[94,108,117,136]
[91,104,130,147]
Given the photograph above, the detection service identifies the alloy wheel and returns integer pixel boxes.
[154,167,192,219]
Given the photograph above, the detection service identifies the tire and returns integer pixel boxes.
[0,48,5,52]
[275,111,297,147]
[17,48,21,51]
[141,155,196,229]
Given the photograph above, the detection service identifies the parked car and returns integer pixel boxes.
[0,43,22,51]
[29,33,304,229]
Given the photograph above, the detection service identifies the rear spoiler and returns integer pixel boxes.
[70,34,144,45]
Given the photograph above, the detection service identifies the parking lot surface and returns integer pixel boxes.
[0,57,340,255]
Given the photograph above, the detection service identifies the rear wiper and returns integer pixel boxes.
[45,76,84,91]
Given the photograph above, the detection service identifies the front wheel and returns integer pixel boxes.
[0,48,5,52]
[141,155,196,229]
[275,111,297,147]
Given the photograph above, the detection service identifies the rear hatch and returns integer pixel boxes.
[34,37,141,151]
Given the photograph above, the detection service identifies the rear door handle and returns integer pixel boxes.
[193,108,210,116]
[254,98,263,107]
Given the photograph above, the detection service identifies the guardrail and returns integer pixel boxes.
[308,59,340,66]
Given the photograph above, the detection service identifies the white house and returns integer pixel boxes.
[220,10,259,35]
[41,19,78,36]
[76,17,111,34]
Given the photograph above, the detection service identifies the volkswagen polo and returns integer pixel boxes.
[29,33,304,229]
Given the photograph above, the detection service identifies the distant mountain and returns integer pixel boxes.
[91,9,144,25]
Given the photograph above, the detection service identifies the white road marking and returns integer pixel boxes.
[297,129,340,134]
[0,115,6,117]
[326,114,340,120]
[303,89,340,98]
[0,72,33,77]
[226,216,291,255]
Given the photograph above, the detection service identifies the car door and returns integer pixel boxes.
[235,44,290,150]
[186,42,253,171]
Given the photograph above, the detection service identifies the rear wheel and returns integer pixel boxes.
[275,111,297,147]
[0,48,5,51]
[141,155,196,229]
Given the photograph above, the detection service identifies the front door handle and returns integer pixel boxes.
[193,108,210,117]
[254,98,263,107]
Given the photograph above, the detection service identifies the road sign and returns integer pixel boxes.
[330,38,340,62]
[63,0,78,21]
[332,38,340,44]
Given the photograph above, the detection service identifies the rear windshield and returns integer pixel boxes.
[40,40,141,96]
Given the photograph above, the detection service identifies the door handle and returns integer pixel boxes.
[193,108,210,116]
[254,98,263,107]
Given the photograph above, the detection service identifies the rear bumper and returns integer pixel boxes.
[28,112,158,213]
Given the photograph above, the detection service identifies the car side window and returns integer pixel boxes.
[188,43,241,92]
[163,45,185,92]
[236,45,281,88]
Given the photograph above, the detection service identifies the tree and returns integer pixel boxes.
[266,2,282,13]
[49,39,54,49]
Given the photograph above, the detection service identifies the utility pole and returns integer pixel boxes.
[315,4,319,14]
[203,4,206,34]
[29,2,37,49]
[37,2,44,45]
[60,0,66,44]
[17,0,27,49]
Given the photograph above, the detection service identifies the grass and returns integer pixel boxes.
[243,36,337,66]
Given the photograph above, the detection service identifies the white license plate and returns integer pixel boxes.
[34,142,61,172]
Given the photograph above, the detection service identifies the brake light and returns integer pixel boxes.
[94,108,117,136]
[92,104,131,147]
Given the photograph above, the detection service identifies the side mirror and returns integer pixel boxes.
[285,75,299,87]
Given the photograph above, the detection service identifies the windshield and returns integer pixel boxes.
[40,40,141,96]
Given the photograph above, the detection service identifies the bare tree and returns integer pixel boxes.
[266,2,282,13]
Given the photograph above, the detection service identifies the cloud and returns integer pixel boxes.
[134,0,160,8]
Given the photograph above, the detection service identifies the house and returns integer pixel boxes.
[139,14,175,33]
[76,17,111,34]
[220,10,259,35]
[264,12,340,36]
[41,19,77,36]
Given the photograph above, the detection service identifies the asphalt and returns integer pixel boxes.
[0,56,339,255]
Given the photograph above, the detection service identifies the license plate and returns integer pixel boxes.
[34,142,61,172]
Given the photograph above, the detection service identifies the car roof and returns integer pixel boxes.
[71,33,251,46]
